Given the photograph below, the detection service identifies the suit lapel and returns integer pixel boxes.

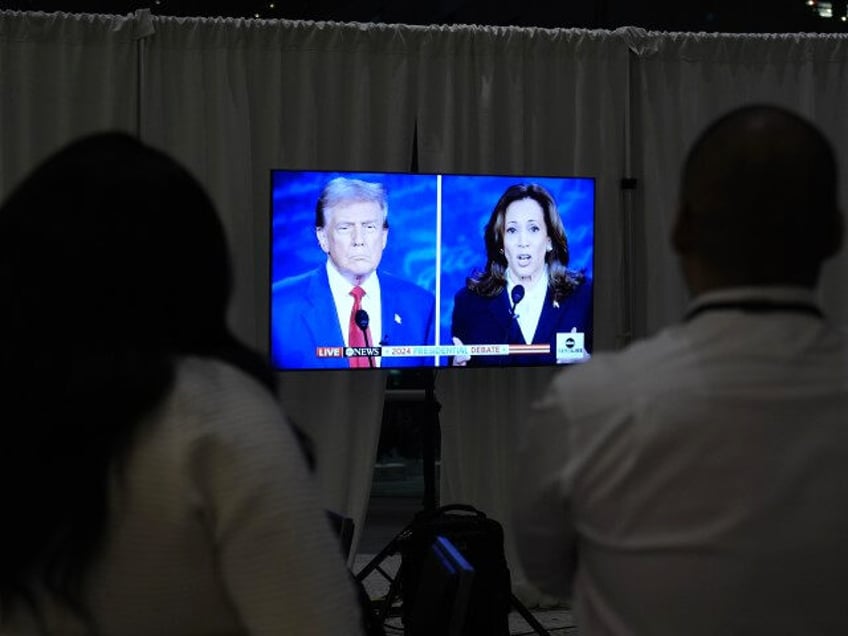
[305,268,346,345]
[492,288,521,343]
[531,287,559,344]
[380,274,405,345]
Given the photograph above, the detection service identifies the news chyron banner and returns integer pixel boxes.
[315,332,588,364]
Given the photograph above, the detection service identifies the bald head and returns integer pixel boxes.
[673,104,842,292]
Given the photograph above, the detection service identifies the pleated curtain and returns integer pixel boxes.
[4,11,848,587]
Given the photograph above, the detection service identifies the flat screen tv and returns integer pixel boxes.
[269,170,594,371]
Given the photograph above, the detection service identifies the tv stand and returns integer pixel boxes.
[419,371,439,513]
[356,369,552,636]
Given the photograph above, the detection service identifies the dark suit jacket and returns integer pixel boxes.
[451,278,593,367]
[271,266,436,369]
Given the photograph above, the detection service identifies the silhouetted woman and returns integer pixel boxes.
[0,132,363,635]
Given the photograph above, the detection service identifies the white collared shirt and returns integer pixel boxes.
[325,260,382,363]
[513,285,848,634]
[506,269,548,344]
[685,285,819,316]
[4,357,365,635]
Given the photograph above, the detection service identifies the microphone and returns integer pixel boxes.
[354,309,375,368]
[355,309,370,334]
[510,284,525,318]
[505,284,526,345]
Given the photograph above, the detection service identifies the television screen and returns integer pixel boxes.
[269,170,594,371]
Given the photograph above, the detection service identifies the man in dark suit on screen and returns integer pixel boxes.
[271,177,435,369]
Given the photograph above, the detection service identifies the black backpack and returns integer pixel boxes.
[399,504,511,636]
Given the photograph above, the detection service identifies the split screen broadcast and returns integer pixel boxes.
[269,170,595,371]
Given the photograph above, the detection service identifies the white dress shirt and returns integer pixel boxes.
[2,357,364,635]
[513,286,848,635]
[507,269,547,343]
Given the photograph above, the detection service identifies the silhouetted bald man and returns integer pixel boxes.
[512,105,848,635]
[674,104,842,288]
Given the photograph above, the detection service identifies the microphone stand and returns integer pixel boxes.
[506,284,525,344]
[361,327,375,368]
[355,308,375,368]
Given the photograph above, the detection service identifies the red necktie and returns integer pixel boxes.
[348,285,371,368]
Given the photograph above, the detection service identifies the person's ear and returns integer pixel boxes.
[820,208,844,260]
[316,226,329,253]
[671,203,695,255]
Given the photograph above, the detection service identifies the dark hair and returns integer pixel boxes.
[0,132,278,623]
[466,183,584,302]
[314,176,389,230]
[676,104,842,286]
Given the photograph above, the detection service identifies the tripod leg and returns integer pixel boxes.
[355,536,405,627]
[376,561,404,623]
[510,592,552,636]
[355,532,402,582]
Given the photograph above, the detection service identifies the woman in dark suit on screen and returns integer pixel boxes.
[451,183,593,367]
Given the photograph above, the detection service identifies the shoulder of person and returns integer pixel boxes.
[453,284,496,307]
[546,324,689,414]
[173,356,279,421]
[379,270,434,298]
[272,266,323,294]
[552,273,592,301]
[135,356,291,470]
[575,275,593,293]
